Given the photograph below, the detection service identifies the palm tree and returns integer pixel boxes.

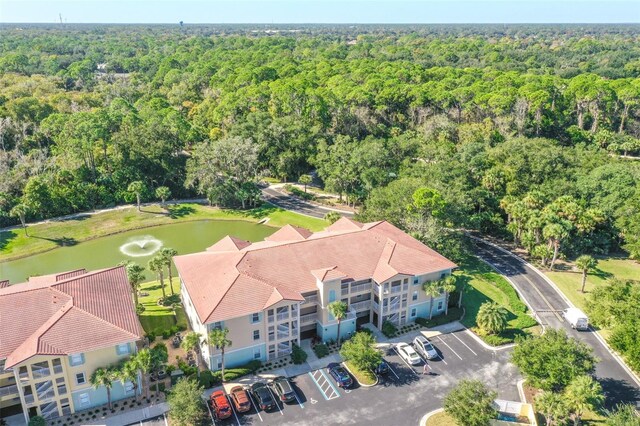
[423,281,442,320]
[10,203,29,236]
[90,367,115,410]
[128,181,145,211]
[565,375,604,426]
[327,301,348,345]
[135,348,153,401]
[208,328,232,382]
[543,222,570,270]
[575,255,598,293]
[476,302,508,335]
[439,275,457,315]
[117,360,140,401]
[535,391,569,426]
[148,256,166,299]
[181,331,203,375]
[119,261,145,307]
[298,174,312,193]
[155,186,171,207]
[159,247,178,295]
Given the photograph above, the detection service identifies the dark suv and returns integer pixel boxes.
[250,382,276,411]
[270,376,296,403]
[328,363,353,388]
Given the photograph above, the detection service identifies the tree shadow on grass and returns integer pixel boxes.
[31,235,78,247]
[0,230,18,252]
[167,205,196,219]
[590,266,614,281]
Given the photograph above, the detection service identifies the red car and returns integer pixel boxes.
[210,390,232,420]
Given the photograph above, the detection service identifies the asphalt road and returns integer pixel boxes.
[472,238,640,409]
[260,186,354,219]
[209,329,520,426]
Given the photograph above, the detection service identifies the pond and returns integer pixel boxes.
[0,220,276,284]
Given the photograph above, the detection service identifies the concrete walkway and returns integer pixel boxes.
[83,402,169,425]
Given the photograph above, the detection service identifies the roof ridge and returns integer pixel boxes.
[72,304,141,340]
[243,226,370,253]
[51,265,123,288]
[204,255,246,322]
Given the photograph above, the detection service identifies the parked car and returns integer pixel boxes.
[397,342,422,365]
[327,363,353,388]
[564,308,589,331]
[210,390,232,420]
[229,386,251,413]
[375,360,390,376]
[413,335,438,360]
[250,382,276,411]
[270,376,296,403]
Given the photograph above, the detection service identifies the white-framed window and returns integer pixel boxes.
[253,330,260,341]
[116,343,130,355]
[440,273,446,279]
[75,372,86,385]
[78,392,90,407]
[251,313,261,324]
[437,301,444,311]
[211,321,223,330]
[413,277,419,285]
[254,348,261,360]
[412,291,418,301]
[217,360,222,369]
[124,381,135,394]
[411,308,417,318]
[68,353,84,366]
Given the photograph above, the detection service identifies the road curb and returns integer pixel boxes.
[517,379,527,403]
[463,329,516,352]
[341,362,378,387]
[419,408,444,426]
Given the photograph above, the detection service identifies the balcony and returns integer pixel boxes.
[31,367,50,379]
[341,287,349,296]
[390,286,402,294]
[277,332,289,340]
[372,300,380,311]
[351,282,372,293]
[268,334,275,342]
[374,283,382,294]
[346,308,357,320]
[300,313,317,325]
[24,394,34,404]
[277,342,291,355]
[303,294,318,304]
[402,283,408,292]
[350,300,371,312]
[0,384,18,397]
[268,315,274,323]
[276,312,289,321]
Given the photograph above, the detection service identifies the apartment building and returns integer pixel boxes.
[174,217,456,371]
[0,267,144,423]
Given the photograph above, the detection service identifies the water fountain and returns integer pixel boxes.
[119,236,163,257]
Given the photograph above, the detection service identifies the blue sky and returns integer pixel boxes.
[2,0,639,24]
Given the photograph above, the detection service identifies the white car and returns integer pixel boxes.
[396,342,422,365]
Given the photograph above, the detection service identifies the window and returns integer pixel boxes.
[211,321,223,331]
[328,289,336,303]
[437,301,444,311]
[0,359,6,373]
[56,377,67,396]
[253,330,260,341]
[403,278,408,284]
[35,380,54,400]
[254,348,261,360]
[440,273,446,279]
[217,360,222,370]
[60,398,71,416]
[75,372,86,385]
[251,313,261,324]
[411,308,417,318]
[412,291,418,301]
[78,393,90,407]
[116,343,130,355]
[69,353,84,366]
[52,358,62,374]
[124,381,135,393]
[413,277,419,285]
[31,361,50,378]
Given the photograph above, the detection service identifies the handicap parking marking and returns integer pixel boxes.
[435,335,463,360]
[245,390,264,422]
[308,369,340,400]
[450,331,478,356]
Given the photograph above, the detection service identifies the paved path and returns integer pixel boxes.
[84,402,169,425]
[471,237,640,409]
[260,186,355,219]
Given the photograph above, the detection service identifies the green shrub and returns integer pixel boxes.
[28,416,46,426]
[198,370,216,388]
[313,343,329,358]
[291,343,308,364]
[136,304,146,315]
[146,331,156,342]
[211,360,262,382]
[175,308,188,331]
[381,321,397,337]
[161,329,172,339]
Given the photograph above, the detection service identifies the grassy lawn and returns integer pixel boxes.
[0,202,328,262]
[457,256,540,346]
[138,280,187,335]
[343,361,377,386]
[425,411,455,426]
[545,257,640,312]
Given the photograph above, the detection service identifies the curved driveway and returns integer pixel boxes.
[261,186,355,219]
[471,237,640,409]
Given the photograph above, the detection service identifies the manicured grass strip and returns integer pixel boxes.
[138,280,181,334]
[425,411,455,426]
[343,361,377,386]
[0,202,328,261]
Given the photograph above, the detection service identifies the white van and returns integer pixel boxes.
[564,308,589,331]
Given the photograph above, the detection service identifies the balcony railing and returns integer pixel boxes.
[0,384,18,397]
[277,343,291,354]
[390,286,402,294]
[268,315,274,323]
[374,283,382,294]
[303,294,318,304]
[351,282,372,293]
[350,300,371,312]
[300,313,317,324]
[24,394,34,404]
[372,300,380,311]
[52,364,63,375]
[402,283,408,292]
[277,332,289,340]
[276,312,289,321]
[341,287,349,296]
[347,308,357,320]
[32,367,50,379]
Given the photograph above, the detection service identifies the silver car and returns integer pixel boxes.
[413,335,438,360]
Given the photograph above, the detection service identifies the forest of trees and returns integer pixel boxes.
[1,24,639,261]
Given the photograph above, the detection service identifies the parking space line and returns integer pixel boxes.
[292,387,305,409]
[227,392,242,426]
[308,370,340,400]
[391,346,420,376]
[436,336,463,360]
[245,390,264,422]
[450,332,478,356]
[268,388,284,416]
[319,368,341,399]
[204,397,216,425]
[385,361,400,380]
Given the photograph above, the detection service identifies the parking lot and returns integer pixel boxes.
[205,328,521,426]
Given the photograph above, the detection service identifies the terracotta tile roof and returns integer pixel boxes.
[174,219,456,325]
[206,236,252,252]
[0,267,144,368]
[0,280,8,289]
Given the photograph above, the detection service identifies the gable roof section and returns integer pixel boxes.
[174,220,457,325]
[0,266,144,368]
[206,236,252,252]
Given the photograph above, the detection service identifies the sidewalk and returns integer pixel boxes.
[83,402,169,425]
